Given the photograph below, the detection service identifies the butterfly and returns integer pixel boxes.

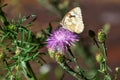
[60,7,84,34]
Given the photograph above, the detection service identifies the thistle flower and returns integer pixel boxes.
[47,28,79,54]
[98,29,106,43]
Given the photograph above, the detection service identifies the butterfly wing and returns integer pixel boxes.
[60,7,84,34]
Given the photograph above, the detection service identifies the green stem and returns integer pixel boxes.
[102,42,111,80]
[102,43,107,71]
[21,61,37,80]
[102,43,107,59]
[58,62,84,80]
[113,67,120,80]
[93,38,99,48]
[67,47,88,80]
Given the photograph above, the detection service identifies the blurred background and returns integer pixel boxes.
[2,0,120,79]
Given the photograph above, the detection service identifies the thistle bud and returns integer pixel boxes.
[8,24,16,30]
[96,53,103,63]
[48,48,55,59]
[58,0,69,9]
[55,53,65,63]
[97,29,106,43]
[115,67,120,72]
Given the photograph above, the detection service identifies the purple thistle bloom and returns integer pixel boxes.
[47,28,79,53]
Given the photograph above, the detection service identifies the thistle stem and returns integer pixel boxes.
[93,38,99,48]
[101,42,111,80]
[67,47,88,80]
[113,67,120,80]
[58,62,85,80]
